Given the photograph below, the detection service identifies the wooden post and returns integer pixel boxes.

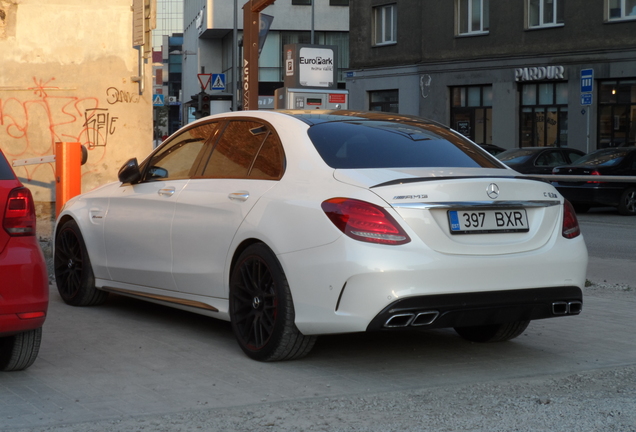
[242,0,276,110]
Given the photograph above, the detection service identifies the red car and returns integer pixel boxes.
[0,149,48,371]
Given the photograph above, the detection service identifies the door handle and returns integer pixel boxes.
[229,191,249,202]
[158,187,176,197]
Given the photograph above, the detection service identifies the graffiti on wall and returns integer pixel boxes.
[0,77,121,179]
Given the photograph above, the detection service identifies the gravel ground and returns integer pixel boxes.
[6,282,635,432]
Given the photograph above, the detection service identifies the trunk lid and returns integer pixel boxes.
[335,168,562,256]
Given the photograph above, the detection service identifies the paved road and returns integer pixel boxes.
[1,211,635,431]
[578,207,636,285]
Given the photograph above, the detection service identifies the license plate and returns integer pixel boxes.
[448,209,529,234]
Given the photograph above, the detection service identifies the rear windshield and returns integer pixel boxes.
[306,120,502,169]
[573,149,631,167]
[0,152,16,180]
[497,149,534,164]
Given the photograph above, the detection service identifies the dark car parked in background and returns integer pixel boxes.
[552,147,636,215]
[478,143,506,156]
[0,149,48,371]
[497,147,586,174]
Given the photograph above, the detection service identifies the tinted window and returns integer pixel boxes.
[535,150,566,167]
[307,121,501,169]
[497,149,535,164]
[250,133,285,180]
[143,122,217,181]
[0,152,16,180]
[573,149,632,167]
[202,120,282,179]
[566,150,584,163]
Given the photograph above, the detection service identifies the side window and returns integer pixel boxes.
[250,133,285,180]
[567,151,584,164]
[536,150,566,167]
[0,152,16,180]
[202,120,283,179]
[143,122,218,182]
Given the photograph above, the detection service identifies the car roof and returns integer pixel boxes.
[275,109,447,128]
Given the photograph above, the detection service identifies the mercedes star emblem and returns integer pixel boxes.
[487,183,500,199]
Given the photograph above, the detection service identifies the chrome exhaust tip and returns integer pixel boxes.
[384,313,415,328]
[567,301,582,314]
[411,311,440,326]
[552,301,568,315]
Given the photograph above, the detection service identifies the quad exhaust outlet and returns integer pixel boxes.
[552,301,582,315]
[384,310,440,328]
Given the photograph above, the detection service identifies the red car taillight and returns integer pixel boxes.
[586,170,602,184]
[562,200,581,239]
[321,198,411,245]
[3,187,36,236]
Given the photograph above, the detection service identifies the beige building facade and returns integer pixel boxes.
[0,0,154,216]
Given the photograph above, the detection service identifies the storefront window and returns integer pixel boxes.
[598,79,636,148]
[520,82,568,147]
[369,89,399,112]
[451,85,492,144]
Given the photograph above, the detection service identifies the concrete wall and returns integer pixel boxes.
[0,0,154,216]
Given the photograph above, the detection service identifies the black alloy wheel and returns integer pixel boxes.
[54,220,108,306]
[618,188,636,216]
[229,243,316,361]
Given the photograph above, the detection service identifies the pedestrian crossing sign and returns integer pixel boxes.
[152,94,165,106]
[211,74,226,90]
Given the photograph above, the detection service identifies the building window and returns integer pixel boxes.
[292,0,311,5]
[451,86,493,145]
[457,0,489,35]
[598,80,636,148]
[520,82,568,147]
[369,90,398,113]
[528,0,564,28]
[607,0,636,20]
[330,0,349,5]
[373,4,397,46]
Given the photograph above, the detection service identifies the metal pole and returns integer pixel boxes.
[311,0,314,44]
[586,109,590,153]
[233,0,238,111]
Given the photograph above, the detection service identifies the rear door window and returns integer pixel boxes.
[200,120,284,179]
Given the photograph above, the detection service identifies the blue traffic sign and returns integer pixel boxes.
[580,69,593,93]
[152,94,165,106]
[211,74,226,90]
[581,93,592,106]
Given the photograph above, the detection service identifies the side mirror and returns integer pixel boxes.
[118,158,141,184]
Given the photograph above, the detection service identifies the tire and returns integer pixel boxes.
[618,188,636,216]
[0,328,43,371]
[54,219,108,306]
[229,244,316,361]
[454,320,530,343]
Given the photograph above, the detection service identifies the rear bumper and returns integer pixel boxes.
[366,286,582,331]
[0,237,49,336]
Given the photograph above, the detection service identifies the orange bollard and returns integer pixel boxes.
[55,142,82,217]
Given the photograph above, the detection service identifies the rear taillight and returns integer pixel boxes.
[562,200,580,239]
[3,187,36,236]
[586,170,601,184]
[321,198,411,245]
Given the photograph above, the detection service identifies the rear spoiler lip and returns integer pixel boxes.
[371,175,547,189]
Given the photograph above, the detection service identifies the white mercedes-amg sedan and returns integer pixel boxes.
[54,110,588,361]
